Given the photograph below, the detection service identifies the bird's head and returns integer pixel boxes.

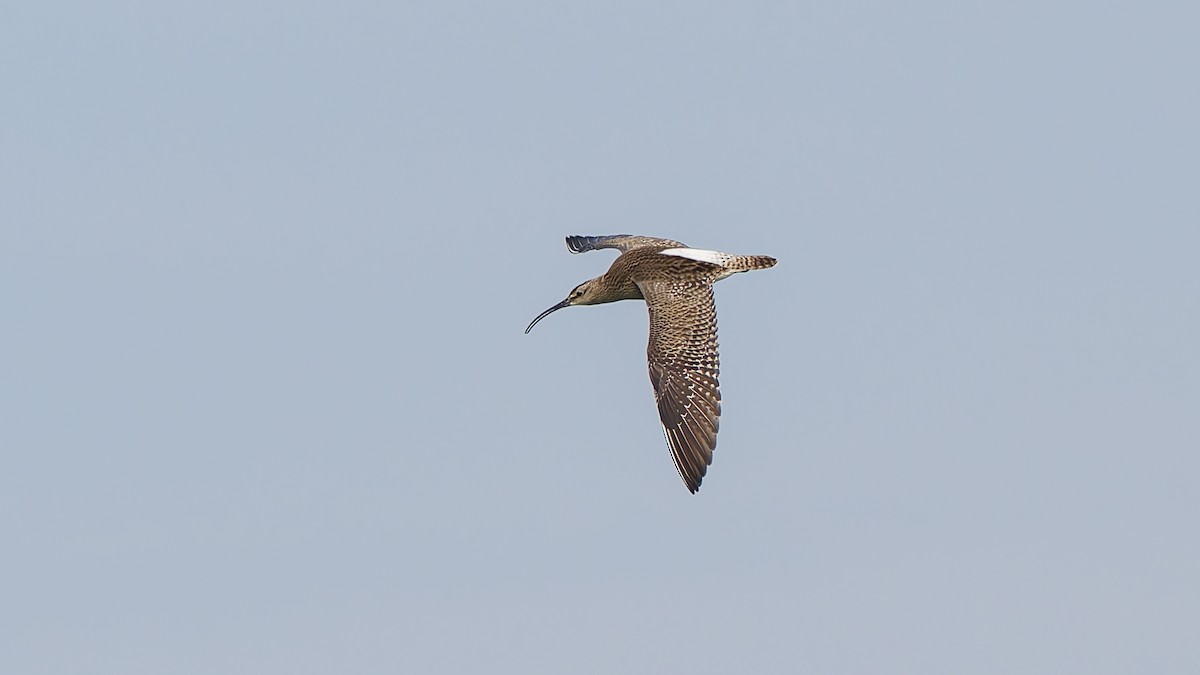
[525,279,604,334]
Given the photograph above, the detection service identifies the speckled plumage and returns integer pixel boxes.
[526,234,776,493]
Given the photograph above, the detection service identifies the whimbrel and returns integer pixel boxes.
[525,235,777,493]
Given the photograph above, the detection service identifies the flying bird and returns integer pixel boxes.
[525,235,777,493]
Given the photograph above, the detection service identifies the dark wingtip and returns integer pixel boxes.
[565,235,589,253]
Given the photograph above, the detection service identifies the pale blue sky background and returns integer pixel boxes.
[3,2,1198,673]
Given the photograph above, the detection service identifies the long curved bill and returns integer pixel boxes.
[525,299,570,334]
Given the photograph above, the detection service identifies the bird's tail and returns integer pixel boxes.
[727,255,777,272]
[658,248,778,277]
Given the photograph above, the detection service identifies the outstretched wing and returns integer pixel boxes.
[636,275,722,493]
[566,234,687,254]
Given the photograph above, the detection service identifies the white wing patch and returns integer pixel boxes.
[659,248,734,267]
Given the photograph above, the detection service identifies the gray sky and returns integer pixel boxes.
[3,2,1198,673]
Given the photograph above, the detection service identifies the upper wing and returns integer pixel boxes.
[565,234,687,254]
[636,276,722,493]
